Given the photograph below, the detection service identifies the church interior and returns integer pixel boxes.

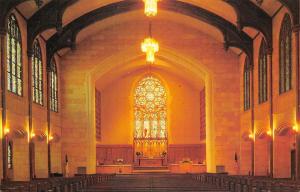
[1,0,300,191]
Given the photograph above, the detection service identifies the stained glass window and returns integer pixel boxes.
[50,59,58,112]
[7,14,22,96]
[134,76,167,158]
[279,14,292,94]
[32,39,43,105]
[7,141,13,169]
[258,39,268,103]
[244,57,251,111]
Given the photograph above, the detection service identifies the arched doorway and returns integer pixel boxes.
[134,76,168,165]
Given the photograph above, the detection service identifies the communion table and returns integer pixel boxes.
[139,157,164,167]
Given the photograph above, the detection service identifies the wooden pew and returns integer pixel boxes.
[0,174,115,192]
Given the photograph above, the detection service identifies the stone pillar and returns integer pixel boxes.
[46,65,51,177]
[250,64,255,176]
[27,50,35,180]
[267,50,273,177]
[293,26,300,180]
[0,28,8,181]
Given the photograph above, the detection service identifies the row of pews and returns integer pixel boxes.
[0,174,115,192]
[194,173,300,192]
[85,174,230,191]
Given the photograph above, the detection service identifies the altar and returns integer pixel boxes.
[138,158,165,167]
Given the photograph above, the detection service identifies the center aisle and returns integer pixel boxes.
[84,174,229,192]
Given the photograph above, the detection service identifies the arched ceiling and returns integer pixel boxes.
[62,0,238,27]
[1,0,296,67]
[45,0,253,65]
[95,58,205,91]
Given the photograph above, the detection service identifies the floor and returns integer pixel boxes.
[84,174,229,192]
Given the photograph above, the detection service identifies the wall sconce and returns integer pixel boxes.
[4,128,10,135]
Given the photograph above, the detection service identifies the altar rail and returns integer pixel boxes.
[193,173,300,192]
[0,174,115,192]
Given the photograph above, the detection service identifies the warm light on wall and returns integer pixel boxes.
[4,128,10,135]
[143,0,159,17]
[293,125,298,132]
[248,133,254,140]
[30,132,36,138]
[267,130,272,136]
[49,135,54,141]
[141,37,159,63]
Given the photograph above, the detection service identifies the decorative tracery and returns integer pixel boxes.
[134,76,167,158]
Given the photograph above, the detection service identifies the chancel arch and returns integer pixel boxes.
[89,44,217,173]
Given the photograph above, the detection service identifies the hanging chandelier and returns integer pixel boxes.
[141,37,159,63]
[143,0,159,17]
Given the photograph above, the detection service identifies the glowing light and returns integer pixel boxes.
[293,125,298,132]
[49,135,54,141]
[267,130,272,136]
[30,132,36,138]
[248,133,254,139]
[143,0,159,17]
[141,38,159,63]
[4,128,10,135]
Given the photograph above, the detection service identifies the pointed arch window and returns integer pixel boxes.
[244,57,251,111]
[50,59,58,112]
[7,14,23,96]
[279,14,292,94]
[32,39,43,105]
[258,39,268,103]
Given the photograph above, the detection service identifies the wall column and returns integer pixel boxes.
[0,28,8,181]
[267,50,274,177]
[294,26,300,180]
[27,51,35,180]
[251,64,255,176]
[46,66,51,177]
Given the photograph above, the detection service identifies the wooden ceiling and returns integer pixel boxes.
[0,0,297,68]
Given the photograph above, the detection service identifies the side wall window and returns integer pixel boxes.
[32,39,43,105]
[279,14,292,94]
[244,57,251,111]
[50,59,58,112]
[7,14,23,96]
[258,39,268,103]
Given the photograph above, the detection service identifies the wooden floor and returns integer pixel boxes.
[84,174,229,192]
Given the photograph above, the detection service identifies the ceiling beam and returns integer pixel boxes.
[27,0,77,54]
[0,0,29,33]
[47,0,253,66]
[224,0,272,50]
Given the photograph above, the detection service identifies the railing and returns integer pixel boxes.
[193,173,300,192]
[0,174,115,192]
